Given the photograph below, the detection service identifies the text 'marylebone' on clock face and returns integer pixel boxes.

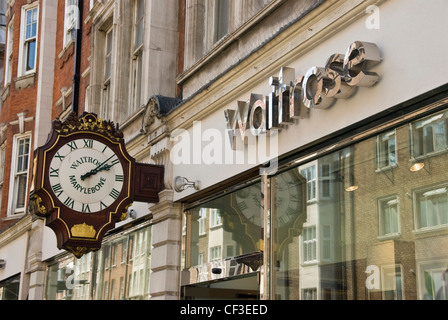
[49,138,125,213]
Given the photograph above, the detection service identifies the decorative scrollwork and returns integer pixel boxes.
[53,111,123,142]
[29,194,47,216]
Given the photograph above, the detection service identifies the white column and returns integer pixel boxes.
[149,189,183,300]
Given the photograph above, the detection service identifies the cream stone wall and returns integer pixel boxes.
[170,0,448,202]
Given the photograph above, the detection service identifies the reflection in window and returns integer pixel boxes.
[415,186,448,230]
[376,130,396,169]
[382,265,403,300]
[184,183,262,282]
[302,226,317,264]
[378,196,400,236]
[0,274,20,300]
[411,111,448,157]
[421,262,448,300]
[301,165,316,202]
[271,103,448,299]
[45,225,152,300]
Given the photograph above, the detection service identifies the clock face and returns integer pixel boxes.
[272,169,306,228]
[234,183,263,226]
[233,170,305,228]
[48,137,126,213]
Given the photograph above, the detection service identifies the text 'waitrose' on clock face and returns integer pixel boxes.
[49,138,125,213]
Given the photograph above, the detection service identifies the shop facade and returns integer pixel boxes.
[173,0,448,300]
[11,0,448,300]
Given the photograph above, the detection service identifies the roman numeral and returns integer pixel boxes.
[67,141,78,151]
[285,206,297,217]
[115,175,124,182]
[83,139,93,148]
[49,167,59,177]
[51,183,63,197]
[238,201,248,211]
[100,201,107,210]
[111,157,120,166]
[82,203,91,213]
[64,197,75,209]
[55,152,64,161]
[109,188,120,200]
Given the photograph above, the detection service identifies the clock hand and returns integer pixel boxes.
[95,159,120,173]
[80,154,116,181]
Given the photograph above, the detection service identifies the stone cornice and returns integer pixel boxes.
[0,214,33,247]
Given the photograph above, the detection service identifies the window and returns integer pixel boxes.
[101,27,113,120]
[0,143,5,214]
[382,265,404,300]
[134,0,144,49]
[129,0,144,115]
[19,5,38,75]
[301,165,316,202]
[63,0,78,48]
[321,225,332,261]
[209,209,222,228]
[9,134,30,215]
[302,226,317,264]
[411,111,448,158]
[104,28,113,82]
[302,288,317,300]
[376,130,397,169]
[198,208,206,235]
[419,261,448,300]
[5,19,13,85]
[415,185,448,230]
[46,225,152,300]
[0,274,21,300]
[320,163,333,199]
[210,246,222,261]
[214,0,229,42]
[379,196,400,236]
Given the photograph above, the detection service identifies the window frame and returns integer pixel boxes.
[413,184,448,231]
[376,130,397,170]
[129,0,144,115]
[8,133,31,216]
[4,18,14,85]
[410,111,448,159]
[63,0,78,48]
[100,26,114,120]
[18,4,39,76]
[378,195,401,238]
[302,225,317,265]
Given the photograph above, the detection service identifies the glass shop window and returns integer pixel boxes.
[184,182,263,283]
[271,105,448,300]
[0,274,20,300]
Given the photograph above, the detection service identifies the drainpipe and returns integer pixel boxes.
[71,0,83,114]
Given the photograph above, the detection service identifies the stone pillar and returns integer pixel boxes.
[149,189,183,300]
[25,217,46,300]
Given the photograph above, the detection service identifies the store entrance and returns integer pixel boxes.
[182,273,260,300]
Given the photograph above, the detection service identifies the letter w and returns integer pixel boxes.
[224,101,250,150]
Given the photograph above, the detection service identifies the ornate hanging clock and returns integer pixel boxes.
[29,112,161,258]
